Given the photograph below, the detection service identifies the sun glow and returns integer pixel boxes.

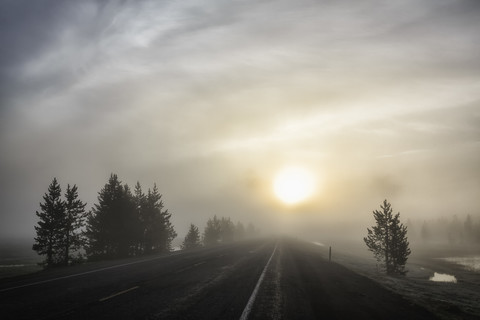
[273,166,315,205]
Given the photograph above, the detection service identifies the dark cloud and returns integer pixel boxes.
[0,1,68,68]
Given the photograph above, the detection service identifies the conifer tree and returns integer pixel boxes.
[32,178,65,266]
[133,181,147,255]
[85,174,137,259]
[181,224,201,250]
[85,175,177,259]
[364,200,411,275]
[62,184,87,265]
[59,185,86,265]
[203,215,221,246]
[219,217,235,243]
[143,184,176,253]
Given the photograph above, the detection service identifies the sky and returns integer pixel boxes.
[1,0,479,242]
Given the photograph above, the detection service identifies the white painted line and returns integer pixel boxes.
[239,242,278,320]
[0,251,184,293]
[99,286,139,302]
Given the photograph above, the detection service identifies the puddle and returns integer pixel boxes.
[312,242,325,247]
[439,256,480,272]
[429,272,457,283]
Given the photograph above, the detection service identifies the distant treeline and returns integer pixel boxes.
[181,216,258,250]
[407,214,480,245]
[32,174,257,267]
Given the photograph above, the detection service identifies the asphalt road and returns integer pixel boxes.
[0,238,438,320]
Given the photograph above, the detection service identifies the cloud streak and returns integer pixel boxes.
[1,0,479,239]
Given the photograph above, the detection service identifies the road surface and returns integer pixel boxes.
[0,238,438,319]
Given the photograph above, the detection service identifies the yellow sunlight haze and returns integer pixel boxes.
[273,166,316,205]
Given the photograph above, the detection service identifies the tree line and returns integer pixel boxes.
[407,214,480,245]
[363,200,480,275]
[33,174,257,267]
[181,215,258,250]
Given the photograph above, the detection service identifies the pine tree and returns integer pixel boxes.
[62,184,87,265]
[85,174,137,259]
[32,178,65,266]
[364,199,411,275]
[219,217,235,243]
[203,215,221,246]
[133,182,147,255]
[182,224,201,250]
[142,184,177,253]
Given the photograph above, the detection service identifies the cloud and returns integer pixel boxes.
[1,0,480,239]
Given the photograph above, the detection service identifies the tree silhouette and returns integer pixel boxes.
[86,174,177,259]
[219,217,235,243]
[203,215,221,246]
[133,182,147,255]
[61,184,87,264]
[182,224,201,250]
[33,178,65,266]
[142,184,177,253]
[364,199,411,275]
[85,174,137,259]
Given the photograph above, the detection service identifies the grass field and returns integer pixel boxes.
[328,241,480,320]
[0,238,42,279]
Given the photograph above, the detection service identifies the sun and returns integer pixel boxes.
[273,166,315,205]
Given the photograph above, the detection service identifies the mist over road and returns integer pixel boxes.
[1,238,437,320]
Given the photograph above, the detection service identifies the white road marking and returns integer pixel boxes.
[99,286,139,302]
[239,242,278,320]
[0,251,184,293]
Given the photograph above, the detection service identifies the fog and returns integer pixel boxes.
[1,0,479,249]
